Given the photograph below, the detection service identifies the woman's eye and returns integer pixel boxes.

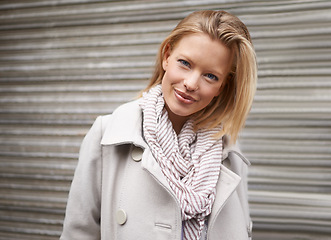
[178,59,190,68]
[205,73,218,81]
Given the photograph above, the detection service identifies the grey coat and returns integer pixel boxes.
[60,100,252,240]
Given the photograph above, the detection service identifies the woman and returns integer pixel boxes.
[61,10,257,240]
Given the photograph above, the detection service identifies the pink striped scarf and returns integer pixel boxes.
[140,85,222,240]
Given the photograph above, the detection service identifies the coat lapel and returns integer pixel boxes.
[101,100,171,189]
[209,164,241,222]
[140,148,172,192]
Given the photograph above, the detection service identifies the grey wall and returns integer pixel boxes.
[0,0,330,239]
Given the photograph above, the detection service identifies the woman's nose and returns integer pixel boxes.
[184,73,199,91]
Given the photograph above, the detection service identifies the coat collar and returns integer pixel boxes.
[100,99,249,181]
[101,99,246,225]
[100,99,249,164]
[101,99,148,150]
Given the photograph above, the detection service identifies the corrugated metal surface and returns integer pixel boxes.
[0,0,330,239]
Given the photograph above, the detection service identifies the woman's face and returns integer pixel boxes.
[161,33,232,129]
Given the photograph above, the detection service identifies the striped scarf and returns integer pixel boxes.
[140,85,222,240]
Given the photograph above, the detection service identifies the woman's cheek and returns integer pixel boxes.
[169,67,185,83]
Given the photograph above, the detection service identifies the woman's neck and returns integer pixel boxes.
[164,105,189,135]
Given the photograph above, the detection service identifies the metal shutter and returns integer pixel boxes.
[0,1,330,239]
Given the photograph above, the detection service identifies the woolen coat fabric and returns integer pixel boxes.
[60,100,253,240]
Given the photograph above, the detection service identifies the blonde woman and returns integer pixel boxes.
[61,10,257,240]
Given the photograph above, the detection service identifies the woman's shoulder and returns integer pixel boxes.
[222,135,250,179]
[112,99,141,115]
[98,99,142,127]
[222,135,250,166]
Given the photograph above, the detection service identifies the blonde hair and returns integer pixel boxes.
[142,10,257,142]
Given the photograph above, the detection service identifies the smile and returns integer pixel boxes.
[174,89,197,104]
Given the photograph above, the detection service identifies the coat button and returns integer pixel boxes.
[116,209,127,225]
[131,146,143,162]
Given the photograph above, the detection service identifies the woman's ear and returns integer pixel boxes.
[162,44,171,71]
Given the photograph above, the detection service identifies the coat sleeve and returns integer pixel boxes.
[228,151,253,239]
[60,116,104,240]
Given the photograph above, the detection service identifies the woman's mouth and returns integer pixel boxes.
[174,89,197,104]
